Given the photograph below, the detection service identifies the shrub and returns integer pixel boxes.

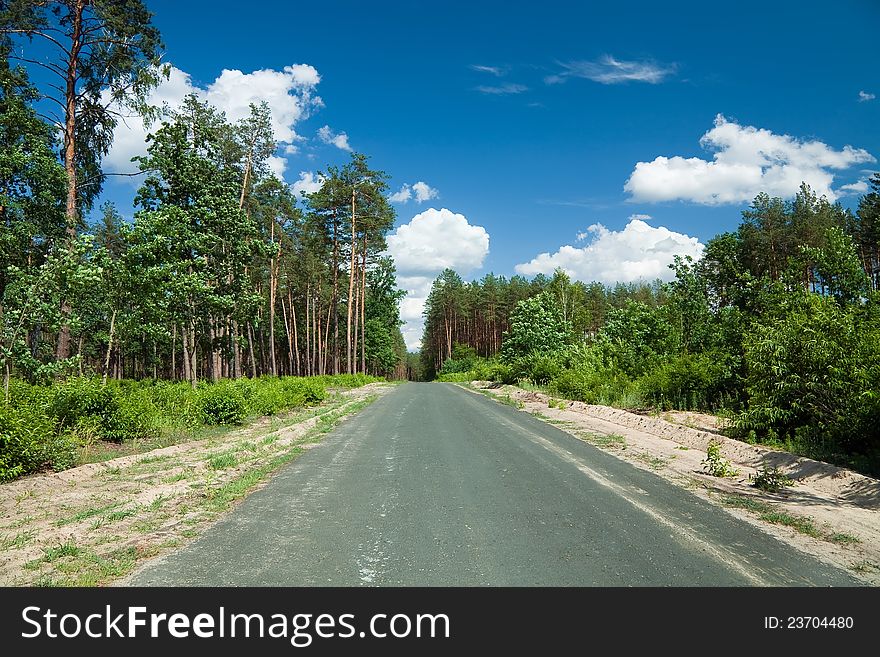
[701,439,738,477]
[48,377,157,443]
[636,352,727,411]
[750,463,794,493]
[0,402,75,481]
[549,365,635,407]
[198,382,247,425]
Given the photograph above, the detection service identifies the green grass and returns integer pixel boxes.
[576,432,627,449]
[758,510,821,538]
[635,452,667,470]
[0,531,35,550]
[828,532,861,545]
[208,452,238,470]
[54,502,122,527]
[717,494,854,543]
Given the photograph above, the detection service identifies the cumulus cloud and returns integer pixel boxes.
[291,171,325,197]
[388,181,439,204]
[386,208,490,349]
[624,114,875,204]
[515,216,703,283]
[317,125,352,151]
[103,63,322,178]
[545,56,676,85]
[476,83,528,95]
[859,90,875,102]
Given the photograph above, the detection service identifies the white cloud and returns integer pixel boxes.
[545,56,676,85]
[515,216,703,283]
[103,63,322,177]
[412,181,438,202]
[471,64,504,76]
[388,184,412,203]
[839,180,868,195]
[317,125,352,151]
[859,90,875,102]
[291,171,325,196]
[386,208,490,349]
[476,83,528,95]
[388,181,439,204]
[624,114,875,204]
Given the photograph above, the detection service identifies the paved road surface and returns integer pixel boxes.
[128,383,860,586]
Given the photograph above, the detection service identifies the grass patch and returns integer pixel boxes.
[719,494,771,513]
[758,510,821,538]
[577,432,627,449]
[208,452,238,470]
[204,447,305,512]
[828,532,861,545]
[54,502,122,527]
[0,530,35,549]
[635,452,667,470]
[718,494,847,543]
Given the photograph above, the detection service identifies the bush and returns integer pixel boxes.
[701,439,738,477]
[198,381,247,425]
[750,463,795,492]
[48,377,157,443]
[549,364,636,406]
[636,352,727,411]
[0,402,75,482]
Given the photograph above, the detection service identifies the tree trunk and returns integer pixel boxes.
[332,209,340,374]
[232,319,242,378]
[346,188,357,374]
[360,236,368,374]
[247,322,258,378]
[281,294,294,376]
[305,285,311,376]
[56,1,85,362]
[291,292,301,376]
[102,308,117,386]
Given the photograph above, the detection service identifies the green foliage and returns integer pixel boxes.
[750,463,795,493]
[197,381,247,425]
[0,400,75,482]
[734,292,879,456]
[501,291,568,365]
[636,352,729,411]
[701,440,738,478]
[0,374,376,481]
[49,377,157,442]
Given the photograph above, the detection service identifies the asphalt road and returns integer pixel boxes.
[128,383,861,586]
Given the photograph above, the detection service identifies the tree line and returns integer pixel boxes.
[424,182,880,474]
[0,1,407,401]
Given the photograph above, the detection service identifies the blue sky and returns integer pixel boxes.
[97,0,879,347]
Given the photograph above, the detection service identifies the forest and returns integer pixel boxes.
[422,182,880,475]
[0,1,404,481]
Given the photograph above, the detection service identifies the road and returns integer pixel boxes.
[127,383,861,586]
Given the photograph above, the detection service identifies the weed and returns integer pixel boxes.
[701,439,738,478]
[0,531,35,550]
[751,463,794,492]
[54,502,122,526]
[828,532,861,545]
[208,452,238,470]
